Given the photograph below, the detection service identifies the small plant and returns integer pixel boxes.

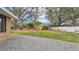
[41,25,49,30]
[27,22,34,29]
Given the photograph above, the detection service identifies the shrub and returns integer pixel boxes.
[41,25,49,30]
[27,22,34,29]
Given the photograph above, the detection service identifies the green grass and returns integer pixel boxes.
[12,31,79,43]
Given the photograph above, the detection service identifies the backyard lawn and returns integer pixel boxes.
[12,30,79,43]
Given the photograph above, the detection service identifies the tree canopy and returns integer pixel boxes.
[6,7,79,28]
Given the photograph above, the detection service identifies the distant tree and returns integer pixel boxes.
[47,7,79,26]
[47,7,63,26]
[6,7,32,29]
[29,7,45,28]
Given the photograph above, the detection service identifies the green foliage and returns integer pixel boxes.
[34,20,42,25]
[27,22,34,29]
[41,25,49,30]
[72,22,79,26]
[7,7,79,27]
[47,7,79,26]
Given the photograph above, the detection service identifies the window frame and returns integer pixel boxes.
[0,15,6,32]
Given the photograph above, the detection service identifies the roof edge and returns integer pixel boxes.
[0,7,18,19]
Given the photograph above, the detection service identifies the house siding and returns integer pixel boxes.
[6,17,11,32]
[0,15,12,40]
[0,8,17,40]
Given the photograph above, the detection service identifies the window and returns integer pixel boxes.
[0,15,6,32]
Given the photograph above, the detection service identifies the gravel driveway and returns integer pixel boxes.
[0,35,79,51]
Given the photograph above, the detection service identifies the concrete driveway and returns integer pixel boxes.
[0,35,79,51]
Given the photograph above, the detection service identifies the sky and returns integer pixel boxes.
[23,7,51,24]
[38,15,51,24]
[24,14,51,25]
